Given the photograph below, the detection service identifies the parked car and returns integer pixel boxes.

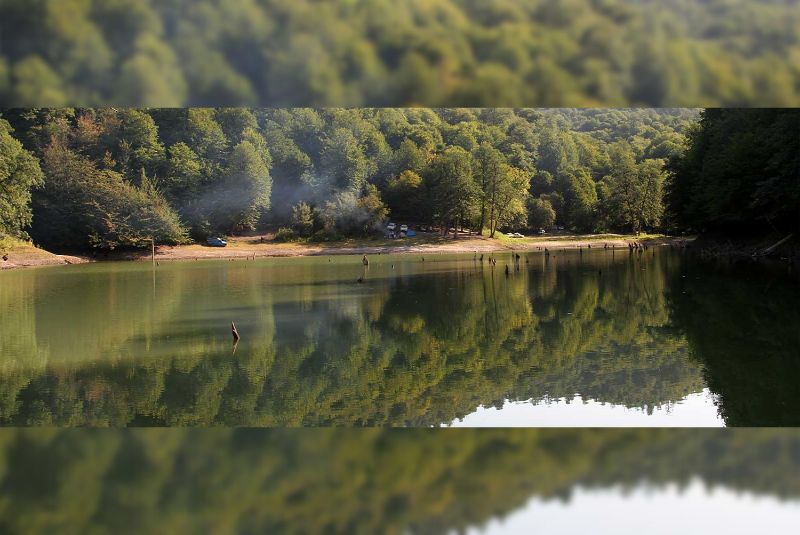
[207,237,228,247]
[387,222,396,232]
[538,229,546,235]
[400,224,409,232]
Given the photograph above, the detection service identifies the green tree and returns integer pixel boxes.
[668,109,800,234]
[290,201,314,236]
[319,128,368,193]
[558,167,598,232]
[207,140,272,232]
[528,197,557,231]
[0,120,44,238]
[385,170,424,222]
[33,140,186,250]
[426,146,477,237]
[606,143,665,233]
[473,142,506,234]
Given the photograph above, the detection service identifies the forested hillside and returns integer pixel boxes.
[1,108,694,251]
[0,0,798,107]
[668,109,800,236]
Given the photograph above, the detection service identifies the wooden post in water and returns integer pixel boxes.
[151,238,155,266]
[231,322,241,342]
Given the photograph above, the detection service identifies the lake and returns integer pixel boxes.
[1,247,798,427]
[0,429,798,533]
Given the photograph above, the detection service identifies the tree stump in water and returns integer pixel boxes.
[231,322,240,342]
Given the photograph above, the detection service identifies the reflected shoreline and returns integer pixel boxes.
[1,249,798,427]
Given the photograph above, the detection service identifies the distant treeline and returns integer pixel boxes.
[1,108,694,251]
[0,0,798,107]
[667,109,800,235]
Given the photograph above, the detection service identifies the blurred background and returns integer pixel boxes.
[1,429,799,533]
[0,0,799,107]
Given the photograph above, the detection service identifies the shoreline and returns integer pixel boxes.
[1,234,688,270]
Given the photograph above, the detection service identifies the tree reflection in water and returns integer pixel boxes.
[0,249,797,426]
[0,429,798,534]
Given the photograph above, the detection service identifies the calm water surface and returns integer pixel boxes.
[1,429,798,533]
[467,480,800,535]
[1,248,798,426]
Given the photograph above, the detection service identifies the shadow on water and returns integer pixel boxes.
[0,249,798,426]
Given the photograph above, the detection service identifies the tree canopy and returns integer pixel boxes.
[0,119,43,239]
[2,107,697,250]
[667,109,800,235]
[1,0,798,107]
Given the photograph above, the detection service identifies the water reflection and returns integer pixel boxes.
[0,249,797,426]
[0,429,797,533]
[452,389,723,428]
[467,479,800,535]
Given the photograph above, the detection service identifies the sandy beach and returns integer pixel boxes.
[2,233,686,270]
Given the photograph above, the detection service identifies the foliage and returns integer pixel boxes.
[319,185,389,236]
[273,227,297,243]
[2,107,699,249]
[667,109,800,234]
[290,202,314,237]
[528,197,556,230]
[1,1,799,106]
[0,119,43,238]
[32,141,187,250]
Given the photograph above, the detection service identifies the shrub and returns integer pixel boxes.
[273,227,297,242]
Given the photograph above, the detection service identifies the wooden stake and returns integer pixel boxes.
[231,322,240,342]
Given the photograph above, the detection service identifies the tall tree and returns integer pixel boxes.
[426,146,477,237]
[473,142,506,234]
[206,140,272,233]
[0,120,44,238]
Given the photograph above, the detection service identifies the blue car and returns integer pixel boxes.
[206,237,228,247]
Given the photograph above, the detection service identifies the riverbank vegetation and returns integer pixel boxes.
[1,107,695,252]
[1,0,799,107]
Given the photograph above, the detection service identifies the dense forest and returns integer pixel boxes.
[1,107,695,251]
[0,1,799,107]
[667,108,800,236]
[0,428,798,534]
